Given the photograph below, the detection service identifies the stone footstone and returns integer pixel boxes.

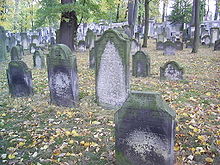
[33,50,45,69]
[115,91,176,165]
[7,61,33,97]
[160,61,184,81]
[47,44,79,107]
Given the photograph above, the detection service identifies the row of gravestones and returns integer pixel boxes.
[6,29,177,164]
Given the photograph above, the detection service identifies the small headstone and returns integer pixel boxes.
[30,43,37,54]
[89,47,95,69]
[20,32,29,49]
[131,39,140,55]
[7,61,33,97]
[78,40,86,51]
[33,50,45,69]
[132,51,150,77]
[47,44,79,107]
[160,61,184,81]
[175,40,183,50]
[157,34,165,42]
[163,41,176,55]
[0,26,7,62]
[123,25,132,38]
[156,41,164,50]
[85,29,96,50]
[95,29,130,109]
[214,39,220,51]
[185,39,193,48]
[210,27,220,46]
[201,35,211,45]
[11,46,22,61]
[135,32,140,42]
[31,35,40,46]
[115,91,176,165]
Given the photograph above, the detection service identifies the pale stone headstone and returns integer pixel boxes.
[132,51,150,77]
[85,29,96,50]
[157,34,165,42]
[11,46,22,61]
[175,40,183,50]
[47,44,79,107]
[33,50,45,69]
[201,35,211,45]
[0,26,7,62]
[95,29,130,109]
[30,43,37,54]
[89,47,95,69]
[115,91,176,165]
[214,39,220,51]
[160,61,184,81]
[156,41,164,50]
[31,35,40,46]
[78,40,86,51]
[163,41,176,55]
[20,32,29,49]
[210,27,220,46]
[7,61,33,97]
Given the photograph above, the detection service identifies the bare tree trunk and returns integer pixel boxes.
[59,0,77,51]
[116,1,120,22]
[214,0,219,20]
[192,0,200,53]
[142,0,149,47]
[162,1,166,22]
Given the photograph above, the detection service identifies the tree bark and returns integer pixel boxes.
[192,0,200,53]
[142,0,149,47]
[116,1,120,22]
[128,0,138,37]
[59,0,77,51]
[162,1,166,22]
[214,0,219,20]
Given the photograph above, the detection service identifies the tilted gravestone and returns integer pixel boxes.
[210,27,220,46]
[89,47,95,69]
[85,29,96,50]
[47,44,79,107]
[115,91,176,165]
[131,39,140,55]
[163,41,176,55]
[78,40,86,51]
[214,39,220,51]
[160,61,184,81]
[7,61,33,97]
[175,40,183,50]
[132,51,150,77]
[11,46,22,61]
[0,26,7,62]
[95,29,130,109]
[156,41,164,50]
[33,50,45,69]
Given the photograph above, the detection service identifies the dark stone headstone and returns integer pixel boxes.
[175,40,183,50]
[160,61,184,81]
[163,41,176,55]
[47,44,79,107]
[210,27,219,46]
[132,51,150,77]
[33,50,45,69]
[214,39,220,51]
[156,41,164,50]
[11,46,22,61]
[7,61,33,97]
[115,91,176,165]
[0,26,7,62]
[89,47,95,69]
[95,29,130,109]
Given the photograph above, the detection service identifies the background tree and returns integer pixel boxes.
[214,0,220,20]
[192,0,200,53]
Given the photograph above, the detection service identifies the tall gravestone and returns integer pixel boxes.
[7,61,33,97]
[210,27,220,46]
[33,50,45,69]
[163,41,176,55]
[95,29,130,109]
[0,26,7,62]
[89,47,95,69]
[85,29,96,50]
[115,91,176,165]
[47,44,79,107]
[11,46,22,61]
[132,51,150,77]
[214,39,220,51]
[160,61,184,81]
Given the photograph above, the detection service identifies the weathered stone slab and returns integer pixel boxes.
[95,29,130,109]
[47,44,79,107]
[214,39,220,51]
[115,91,176,165]
[132,51,150,77]
[11,46,22,61]
[210,27,219,46]
[160,61,184,81]
[89,47,95,69]
[33,50,45,69]
[85,29,96,50]
[175,40,183,50]
[201,35,211,45]
[7,61,33,97]
[163,41,176,55]
[157,34,165,42]
[0,26,7,62]
[156,41,164,50]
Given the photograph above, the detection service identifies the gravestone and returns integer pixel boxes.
[33,50,45,69]
[160,61,184,81]
[31,35,40,46]
[95,29,130,109]
[132,51,150,77]
[17,43,24,56]
[210,27,220,46]
[11,46,22,61]
[156,41,164,50]
[47,44,79,107]
[30,43,37,54]
[175,40,183,50]
[185,39,193,48]
[135,32,140,42]
[85,29,96,50]
[214,39,220,51]
[89,47,95,69]
[123,25,132,38]
[163,41,176,55]
[7,61,33,97]
[78,40,86,51]
[115,91,176,165]
[157,34,165,42]
[0,26,7,62]
[131,39,140,55]
[20,32,29,49]
[201,35,211,45]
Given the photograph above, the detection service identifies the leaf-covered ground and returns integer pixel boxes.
[0,39,219,165]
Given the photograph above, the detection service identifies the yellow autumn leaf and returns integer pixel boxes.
[65,131,71,136]
[206,92,211,96]
[68,140,74,144]
[198,135,206,141]
[8,154,16,159]
[193,128,200,133]
[80,141,85,145]
[71,130,79,136]
[92,121,101,125]
[216,140,220,146]
[18,142,25,147]
[205,157,213,163]
[176,126,180,132]
[174,145,180,151]
[1,113,6,117]
[84,142,90,147]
